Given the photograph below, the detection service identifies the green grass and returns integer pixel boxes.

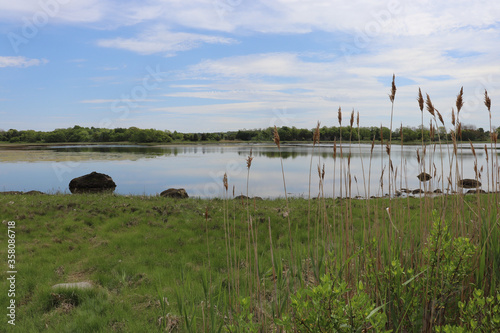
[0,191,498,332]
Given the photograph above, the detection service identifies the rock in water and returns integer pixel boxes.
[160,188,189,199]
[466,189,486,194]
[417,172,432,181]
[69,172,116,194]
[458,179,481,189]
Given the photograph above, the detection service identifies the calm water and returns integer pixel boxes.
[0,143,496,198]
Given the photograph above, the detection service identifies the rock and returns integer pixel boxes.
[433,189,443,194]
[69,171,116,194]
[52,281,93,290]
[417,172,432,182]
[24,190,45,195]
[0,190,44,195]
[161,188,189,199]
[458,179,481,189]
[412,189,424,194]
[0,191,23,195]
[466,189,486,194]
[234,195,263,201]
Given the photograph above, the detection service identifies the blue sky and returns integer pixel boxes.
[1,0,500,133]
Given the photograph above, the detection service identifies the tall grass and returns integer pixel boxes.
[201,81,500,332]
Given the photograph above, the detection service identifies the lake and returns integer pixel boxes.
[0,143,496,198]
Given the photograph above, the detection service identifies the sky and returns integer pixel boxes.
[1,0,500,133]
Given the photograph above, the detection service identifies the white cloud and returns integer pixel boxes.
[187,53,341,80]
[97,25,237,56]
[1,0,499,35]
[165,39,500,130]
[0,56,48,68]
[0,0,107,24]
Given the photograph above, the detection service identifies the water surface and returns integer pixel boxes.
[0,143,496,198]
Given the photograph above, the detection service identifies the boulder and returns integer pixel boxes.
[466,189,487,194]
[0,191,23,195]
[0,190,45,195]
[234,195,263,201]
[161,188,189,199]
[412,188,424,194]
[25,190,45,195]
[458,179,481,189]
[52,281,93,290]
[417,172,432,182]
[69,172,116,194]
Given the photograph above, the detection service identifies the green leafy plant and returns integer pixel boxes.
[281,274,388,332]
[436,288,500,332]
[224,297,260,333]
[422,211,476,328]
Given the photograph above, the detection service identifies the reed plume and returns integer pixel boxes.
[484,89,495,194]
[418,88,424,112]
[484,89,491,111]
[223,173,228,192]
[436,109,444,126]
[456,86,464,114]
[273,126,280,149]
[246,148,253,169]
[426,94,435,116]
[313,121,320,146]
[389,73,397,103]
[388,75,396,200]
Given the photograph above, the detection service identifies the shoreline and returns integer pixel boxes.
[1,140,496,149]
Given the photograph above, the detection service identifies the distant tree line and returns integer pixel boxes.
[231,124,498,143]
[0,126,224,144]
[0,124,497,144]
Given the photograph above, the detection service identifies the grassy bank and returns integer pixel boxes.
[0,191,499,332]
